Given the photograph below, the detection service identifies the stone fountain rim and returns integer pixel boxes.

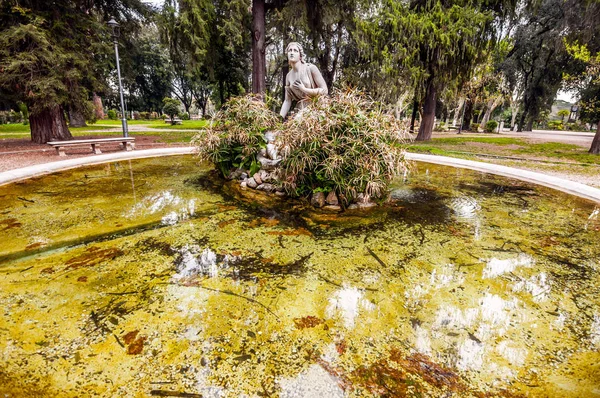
[0,147,598,204]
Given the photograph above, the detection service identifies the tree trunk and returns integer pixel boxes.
[480,97,500,129]
[409,94,419,134]
[525,117,534,132]
[462,100,473,130]
[415,81,436,141]
[452,98,465,127]
[251,0,266,98]
[68,109,87,127]
[518,110,527,132]
[93,93,104,120]
[589,122,600,154]
[30,104,72,144]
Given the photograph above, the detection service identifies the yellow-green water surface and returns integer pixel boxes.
[1,155,599,397]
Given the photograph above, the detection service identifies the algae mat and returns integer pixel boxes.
[1,155,599,397]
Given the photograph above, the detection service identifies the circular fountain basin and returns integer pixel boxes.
[0,155,599,397]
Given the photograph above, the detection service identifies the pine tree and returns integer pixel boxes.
[0,0,152,143]
[358,0,516,141]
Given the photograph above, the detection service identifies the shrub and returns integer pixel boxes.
[181,112,190,120]
[107,109,117,120]
[547,120,564,130]
[192,95,281,177]
[470,123,480,132]
[434,121,447,132]
[150,112,159,120]
[278,89,409,202]
[162,97,181,122]
[9,110,23,123]
[484,120,499,133]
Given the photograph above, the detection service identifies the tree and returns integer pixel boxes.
[162,97,181,123]
[160,0,250,108]
[0,0,152,143]
[359,0,516,141]
[122,26,174,114]
[557,109,570,123]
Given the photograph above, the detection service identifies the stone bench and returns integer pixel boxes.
[48,137,136,157]
[165,119,182,125]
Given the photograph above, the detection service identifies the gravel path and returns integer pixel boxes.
[0,135,189,172]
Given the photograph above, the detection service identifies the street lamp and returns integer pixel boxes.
[457,99,467,134]
[107,17,128,137]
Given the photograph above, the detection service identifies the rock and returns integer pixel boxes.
[311,192,326,208]
[228,169,244,180]
[347,204,358,210]
[325,191,338,205]
[256,183,276,192]
[257,154,281,171]
[275,191,286,197]
[260,170,278,183]
[253,172,263,185]
[357,201,377,209]
[240,181,247,188]
[240,172,248,180]
[266,143,278,160]
[246,177,258,189]
[322,205,341,212]
[356,193,369,204]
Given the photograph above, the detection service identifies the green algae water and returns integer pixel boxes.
[1,155,599,397]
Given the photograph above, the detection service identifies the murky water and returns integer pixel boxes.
[1,155,599,397]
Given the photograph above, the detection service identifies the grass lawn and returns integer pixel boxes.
[407,135,600,165]
[0,119,207,140]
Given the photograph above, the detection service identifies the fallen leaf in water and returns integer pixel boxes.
[123,330,139,345]
[294,316,324,329]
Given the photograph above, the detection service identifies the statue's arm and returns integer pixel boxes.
[307,64,328,96]
[280,86,292,119]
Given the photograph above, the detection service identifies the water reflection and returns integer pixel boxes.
[279,364,344,398]
[326,287,375,328]
[483,254,533,278]
[512,272,551,302]
[1,156,599,396]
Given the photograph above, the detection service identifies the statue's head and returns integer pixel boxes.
[286,42,305,64]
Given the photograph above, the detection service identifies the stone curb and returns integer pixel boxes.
[405,152,600,204]
[0,147,194,187]
[0,148,598,204]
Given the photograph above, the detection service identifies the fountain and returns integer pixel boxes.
[1,154,599,397]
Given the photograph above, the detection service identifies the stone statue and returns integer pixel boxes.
[279,42,328,119]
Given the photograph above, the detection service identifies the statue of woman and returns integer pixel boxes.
[279,42,328,119]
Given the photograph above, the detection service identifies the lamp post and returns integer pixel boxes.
[108,17,128,138]
[457,99,467,134]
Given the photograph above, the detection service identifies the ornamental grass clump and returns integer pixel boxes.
[278,89,410,203]
[192,95,281,177]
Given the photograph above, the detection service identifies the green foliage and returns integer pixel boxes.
[471,123,480,132]
[107,110,118,120]
[484,120,498,133]
[192,95,281,177]
[162,97,181,121]
[547,120,564,130]
[181,112,190,120]
[434,122,448,132]
[278,90,409,202]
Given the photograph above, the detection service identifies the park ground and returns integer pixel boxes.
[0,119,598,188]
